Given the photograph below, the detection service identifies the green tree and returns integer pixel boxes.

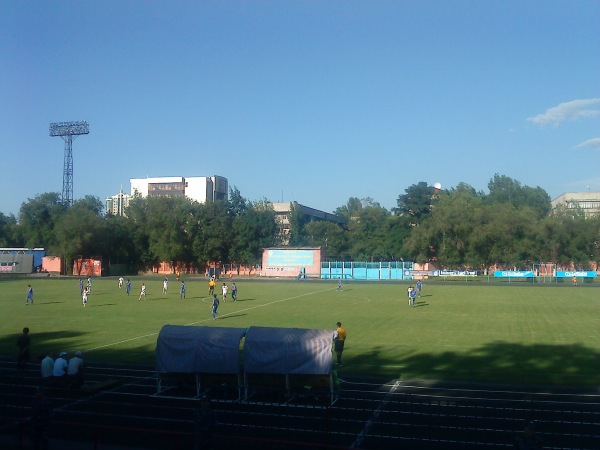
[54,197,105,274]
[346,201,391,261]
[230,200,277,269]
[288,202,309,246]
[103,214,142,271]
[0,212,19,247]
[541,207,600,269]
[486,174,551,218]
[469,203,540,269]
[228,186,248,217]
[334,197,364,220]
[304,220,348,260]
[192,200,232,267]
[18,192,65,249]
[393,182,436,225]
[381,215,411,261]
[145,196,197,268]
[405,187,481,266]
[124,196,156,270]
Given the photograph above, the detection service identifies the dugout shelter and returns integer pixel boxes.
[243,326,335,404]
[156,325,246,399]
[155,325,336,405]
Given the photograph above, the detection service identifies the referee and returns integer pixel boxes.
[333,322,347,366]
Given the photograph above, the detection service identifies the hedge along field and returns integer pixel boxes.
[1,276,599,386]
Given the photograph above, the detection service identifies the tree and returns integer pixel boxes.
[53,197,105,274]
[469,204,540,269]
[346,202,391,261]
[404,187,481,266]
[145,196,197,268]
[541,207,600,269]
[334,197,365,220]
[192,200,232,267]
[230,200,277,268]
[18,193,65,250]
[0,212,19,247]
[228,186,248,217]
[486,174,551,218]
[288,202,309,246]
[393,182,436,225]
[381,215,412,261]
[103,214,141,270]
[124,196,156,270]
[304,220,348,260]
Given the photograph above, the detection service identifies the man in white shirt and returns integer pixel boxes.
[67,351,85,387]
[52,352,68,385]
[40,352,54,383]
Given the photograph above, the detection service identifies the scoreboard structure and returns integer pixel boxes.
[261,247,323,278]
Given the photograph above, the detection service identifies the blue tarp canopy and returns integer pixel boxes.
[244,327,333,375]
[156,325,246,374]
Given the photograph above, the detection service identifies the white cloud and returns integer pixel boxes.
[572,137,600,150]
[527,98,600,126]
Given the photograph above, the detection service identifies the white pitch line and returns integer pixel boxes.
[350,379,401,449]
[86,287,334,352]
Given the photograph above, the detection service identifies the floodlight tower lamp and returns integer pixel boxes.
[49,121,89,136]
[49,120,90,207]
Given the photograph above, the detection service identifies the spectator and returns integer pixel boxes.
[17,327,31,374]
[40,352,54,384]
[67,351,85,388]
[52,352,68,386]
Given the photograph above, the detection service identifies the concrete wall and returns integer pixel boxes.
[0,254,34,274]
[261,247,322,278]
[42,256,62,273]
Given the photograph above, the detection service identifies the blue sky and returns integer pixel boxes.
[1,1,599,217]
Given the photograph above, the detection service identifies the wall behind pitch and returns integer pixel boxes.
[0,254,34,274]
[261,247,322,278]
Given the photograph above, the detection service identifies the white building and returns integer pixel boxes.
[271,201,347,245]
[105,189,132,216]
[130,176,228,203]
[551,192,600,217]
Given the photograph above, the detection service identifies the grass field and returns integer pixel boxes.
[2,275,599,387]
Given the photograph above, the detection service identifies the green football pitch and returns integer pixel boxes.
[2,276,599,386]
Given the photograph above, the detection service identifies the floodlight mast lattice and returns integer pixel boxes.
[49,121,89,207]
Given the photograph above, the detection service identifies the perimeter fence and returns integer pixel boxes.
[321,261,599,284]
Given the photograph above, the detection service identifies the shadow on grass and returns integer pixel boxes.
[220,314,247,320]
[4,326,599,388]
[349,341,600,386]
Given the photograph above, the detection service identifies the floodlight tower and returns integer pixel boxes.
[49,121,89,207]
